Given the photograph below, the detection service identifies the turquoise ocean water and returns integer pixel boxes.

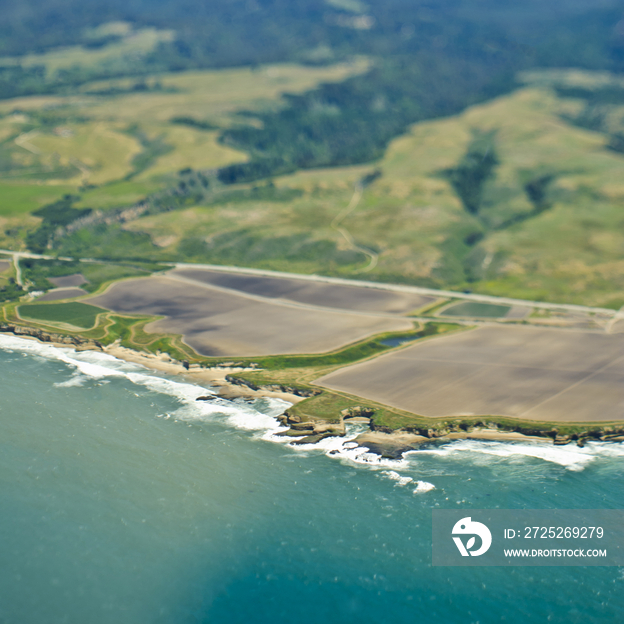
[0,335,623,623]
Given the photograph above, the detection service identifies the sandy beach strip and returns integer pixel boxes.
[103,344,306,404]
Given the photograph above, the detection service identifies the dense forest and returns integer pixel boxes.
[217,51,516,183]
[2,1,624,94]
[3,0,624,191]
[2,0,622,64]
[213,1,624,183]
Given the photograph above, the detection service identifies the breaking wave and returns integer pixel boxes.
[408,439,624,472]
[2,334,623,494]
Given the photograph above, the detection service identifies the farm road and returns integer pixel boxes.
[166,268,433,317]
[0,248,618,321]
[173,262,618,320]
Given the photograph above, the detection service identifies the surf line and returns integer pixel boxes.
[3,335,622,485]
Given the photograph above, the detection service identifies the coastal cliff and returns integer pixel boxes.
[225,374,321,398]
[277,403,624,458]
[3,325,623,459]
[0,323,103,351]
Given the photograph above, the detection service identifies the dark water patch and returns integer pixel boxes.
[380,335,423,347]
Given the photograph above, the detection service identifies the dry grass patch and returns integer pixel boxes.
[30,122,142,185]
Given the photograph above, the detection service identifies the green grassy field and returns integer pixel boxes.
[74,180,163,211]
[19,302,107,328]
[440,302,511,318]
[0,183,77,216]
[0,59,368,187]
[0,59,368,252]
[28,122,142,185]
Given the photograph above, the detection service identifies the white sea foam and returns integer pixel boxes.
[0,334,262,416]
[383,470,414,486]
[409,439,624,472]
[2,334,622,482]
[381,470,436,494]
[265,420,410,469]
[583,440,624,459]
[225,405,287,431]
[413,481,435,493]
[0,334,134,379]
[54,372,87,388]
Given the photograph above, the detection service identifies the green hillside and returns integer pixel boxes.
[121,71,624,307]
[1,0,624,308]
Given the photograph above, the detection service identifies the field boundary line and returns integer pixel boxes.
[605,305,624,333]
[162,273,415,323]
[172,263,616,316]
[519,353,624,419]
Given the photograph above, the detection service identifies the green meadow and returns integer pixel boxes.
[18,302,107,329]
[440,302,511,318]
[0,183,77,216]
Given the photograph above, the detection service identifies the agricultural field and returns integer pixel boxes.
[36,288,88,301]
[317,325,624,422]
[86,274,412,356]
[18,301,106,328]
[5,259,621,429]
[18,258,162,294]
[48,273,88,288]
[169,267,434,314]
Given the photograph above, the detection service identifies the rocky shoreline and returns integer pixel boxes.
[224,373,624,457]
[2,324,623,458]
[272,402,624,458]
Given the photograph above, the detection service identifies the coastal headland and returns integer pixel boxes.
[2,263,624,458]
